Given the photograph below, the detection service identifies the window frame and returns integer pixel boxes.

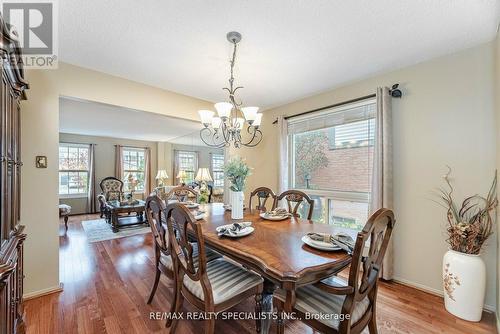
[211,153,225,188]
[122,147,146,193]
[58,143,90,198]
[176,150,198,185]
[287,98,375,231]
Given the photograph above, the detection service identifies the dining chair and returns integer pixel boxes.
[166,186,199,203]
[274,208,395,334]
[165,202,264,334]
[276,190,314,220]
[144,195,221,327]
[249,187,277,211]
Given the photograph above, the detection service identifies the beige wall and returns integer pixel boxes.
[58,133,159,214]
[21,62,212,296]
[234,42,498,309]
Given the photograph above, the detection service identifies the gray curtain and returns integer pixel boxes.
[370,87,394,280]
[115,145,123,180]
[86,144,97,213]
[277,115,288,193]
[144,147,152,196]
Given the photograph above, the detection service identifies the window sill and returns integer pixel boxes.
[59,194,87,199]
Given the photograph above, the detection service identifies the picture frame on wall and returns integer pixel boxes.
[36,156,47,168]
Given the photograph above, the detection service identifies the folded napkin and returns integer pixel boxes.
[217,222,252,237]
[266,208,291,217]
[307,232,355,254]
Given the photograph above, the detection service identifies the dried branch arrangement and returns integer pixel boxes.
[437,167,497,254]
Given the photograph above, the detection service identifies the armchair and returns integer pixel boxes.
[99,177,124,201]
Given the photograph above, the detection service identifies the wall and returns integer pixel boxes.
[233,42,498,309]
[21,62,212,296]
[58,133,158,214]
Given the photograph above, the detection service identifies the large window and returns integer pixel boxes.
[59,143,90,197]
[211,153,225,187]
[122,148,146,192]
[288,100,375,237]
[176,151,198,184]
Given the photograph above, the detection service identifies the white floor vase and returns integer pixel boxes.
[442,250,486,322]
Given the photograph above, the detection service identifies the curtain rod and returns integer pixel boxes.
[60,141,97,146]
[272,84,402,124]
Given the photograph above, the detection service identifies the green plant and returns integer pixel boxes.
[436,166,497,254]
[224,156,251,192]
[294,130,329,188]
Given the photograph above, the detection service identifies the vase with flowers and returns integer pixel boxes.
[436,167,497,321]
[224,156,251,219]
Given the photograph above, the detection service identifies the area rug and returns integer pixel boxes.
[81,219,150,243]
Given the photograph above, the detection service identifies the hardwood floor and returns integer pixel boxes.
[24,214,497,334]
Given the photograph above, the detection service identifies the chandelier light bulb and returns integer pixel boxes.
[214,102,232,120]
[253,113,263,128]
[198,110,214,127]
[242,106,259,124]
[211,116,222,129]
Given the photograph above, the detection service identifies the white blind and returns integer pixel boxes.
[287,100,376,135]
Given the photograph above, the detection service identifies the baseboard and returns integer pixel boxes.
[392,277,496,313]
[23,283,64,301]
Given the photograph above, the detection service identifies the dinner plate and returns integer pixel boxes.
[194,213,204,220]
[259,212,289,221]
[216,225,255,238]
[301,235,341,251]
[181,202,199,209]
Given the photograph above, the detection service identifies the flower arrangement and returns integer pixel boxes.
[437,167,497,255]
[224,156,251,192]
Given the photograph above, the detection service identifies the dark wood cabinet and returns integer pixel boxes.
[0,14,29,334]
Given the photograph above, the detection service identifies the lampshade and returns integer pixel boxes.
[242,106,259,123]
[214,102,232,119]
[155,169,169,180]
[253,113,263,128]
[211,116,222,128]
[195,168,213,182]
[198,110,214,126]
[176,170,188,179]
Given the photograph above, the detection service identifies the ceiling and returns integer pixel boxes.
[59,1,499,109]
[59,97,204,145]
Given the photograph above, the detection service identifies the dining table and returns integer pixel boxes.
[190,203,352,334]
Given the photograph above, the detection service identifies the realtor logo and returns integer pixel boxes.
[2,0,58,68]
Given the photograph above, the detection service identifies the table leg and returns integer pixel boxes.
[111,213,119,233]
[261,279,276,334]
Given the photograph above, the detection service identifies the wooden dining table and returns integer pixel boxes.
[192,203,352,334]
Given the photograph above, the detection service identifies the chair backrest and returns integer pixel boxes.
[99,177,124,201]
[249,187,277,211]
[166,186,199,202]
[276,190,314,220]
[164,203,210,292]
[340,208,395,331]
[145,195,168,254]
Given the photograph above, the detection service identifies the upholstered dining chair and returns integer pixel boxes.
[144,195,221,327]
[249,187,277,211]
[274,208,395,334]
[276,190,315,220]
[166,186,199,203]
[99,176,124,201]
[165,203,264,334]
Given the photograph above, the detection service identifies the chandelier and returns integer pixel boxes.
[198,31,263,148]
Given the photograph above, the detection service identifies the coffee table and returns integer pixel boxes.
[105,200,147,233]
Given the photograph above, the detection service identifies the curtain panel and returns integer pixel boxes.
[144,147,152,196]
[277,115,289,193]
[86,144,97,213]
[371,87,394,280]
[115,145,123,180]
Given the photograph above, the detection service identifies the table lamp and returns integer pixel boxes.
[155,169,169,186]
[176,170,188,185]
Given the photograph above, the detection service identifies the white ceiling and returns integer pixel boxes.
[59,1,499,109]
[59,97,204,145]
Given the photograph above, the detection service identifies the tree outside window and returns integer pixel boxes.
[59,143,89,196]
[122,148,145,192]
